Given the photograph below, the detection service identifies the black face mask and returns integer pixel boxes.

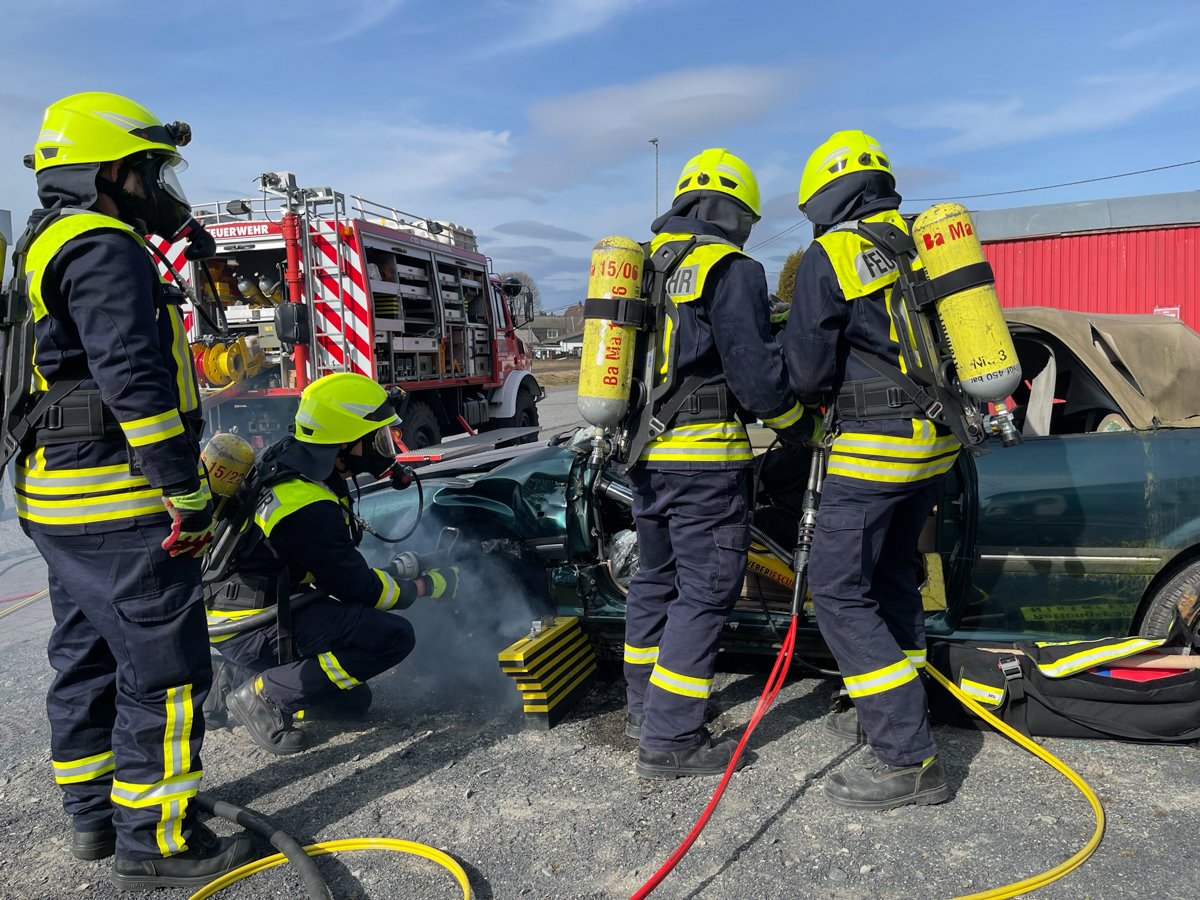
[97,154,192,241]
[338,440,395,480]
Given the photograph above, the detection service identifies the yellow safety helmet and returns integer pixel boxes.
[674,148,761,218]
[294,373,400,448]
[31,92,189,172]
[798,130,893,210]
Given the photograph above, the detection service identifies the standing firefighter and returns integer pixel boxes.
[0,93,256,888]
[624,149,818,778]
[783,130,956,809]
[203,374,455,755]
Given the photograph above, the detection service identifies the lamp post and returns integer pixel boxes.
[649,138,659,218]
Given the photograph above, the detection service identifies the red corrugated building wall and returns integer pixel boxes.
[982,225,1200,330]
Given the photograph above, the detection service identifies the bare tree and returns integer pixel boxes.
[497,271,543,314]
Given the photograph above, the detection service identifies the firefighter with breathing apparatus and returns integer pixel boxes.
[0,93,258,888]
[581,149,820,778]
[781,130,1021,809]
[201,373,457,756]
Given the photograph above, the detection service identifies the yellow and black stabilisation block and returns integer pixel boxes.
[498,616,597,729]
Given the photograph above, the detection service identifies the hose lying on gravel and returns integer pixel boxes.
[189,793,472,900]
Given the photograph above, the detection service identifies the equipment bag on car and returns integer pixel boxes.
[927,620,1200,743]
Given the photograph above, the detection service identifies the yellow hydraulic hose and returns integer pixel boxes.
[0,589,48,621]
[187,838,472,900]
[926,664,1106,900]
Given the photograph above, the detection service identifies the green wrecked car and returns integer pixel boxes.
[356,309,1200,658]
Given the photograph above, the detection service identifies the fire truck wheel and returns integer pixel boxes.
[493,386,539,445]
[401,402,441,450]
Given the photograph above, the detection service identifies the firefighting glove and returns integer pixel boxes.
[161,486,214,558]
[805,413,827,449]
[390,464,415,491]
[420,567,459,601]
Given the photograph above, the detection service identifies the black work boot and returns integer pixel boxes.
[825,707,866,744]
[625,712,645,739]
[636,731,753,779]
[227,678,307,755]
[824,754,949,810]
[71,825,117,861]
[299,683,373,722]
[202,656,240,730]
[111,823,257,891]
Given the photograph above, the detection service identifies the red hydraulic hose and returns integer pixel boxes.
[629,614,799,900]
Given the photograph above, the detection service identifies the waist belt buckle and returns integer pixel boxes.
[648,416,666,438]
[43,405,63,430]
[998,655,1024,682]
[886,387,907,409]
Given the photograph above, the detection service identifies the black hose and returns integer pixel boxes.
[355,472,424,544]
[195,792,331,900]
[206,591,325,637]
[753,577,840,678]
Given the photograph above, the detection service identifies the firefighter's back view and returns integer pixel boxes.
[2,93,256,889]
[623,149,818,778]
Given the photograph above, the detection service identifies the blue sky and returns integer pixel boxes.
[4,0,1200,311]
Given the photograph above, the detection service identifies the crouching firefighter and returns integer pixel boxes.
[0,93,257,887]
[201,373,457,755]
[618,149,820,778]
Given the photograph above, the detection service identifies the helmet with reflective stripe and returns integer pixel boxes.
[294,373,400,446]
[798,130,893,210]
[674,148,761,217]
[33,92,188,172]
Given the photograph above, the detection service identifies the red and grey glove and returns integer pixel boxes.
[162,486,214,558]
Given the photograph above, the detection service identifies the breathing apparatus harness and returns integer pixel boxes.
[829,218,1019,454]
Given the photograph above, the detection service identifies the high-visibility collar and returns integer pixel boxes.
[813,209,910,301]
[649,231,744,305]
[24,210,145,320]
[253,475,348,538]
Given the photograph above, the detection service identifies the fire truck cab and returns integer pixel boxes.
[154,171,540,450]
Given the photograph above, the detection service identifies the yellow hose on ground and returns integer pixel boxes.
[0,590,48,621]
[187,838,472,900]
[926,664,1106,900]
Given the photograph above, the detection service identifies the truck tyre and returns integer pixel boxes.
[401,402,441,450]
[492,386,539,445]
[1137,560,1200,639]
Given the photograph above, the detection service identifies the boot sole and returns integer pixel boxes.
[823,782,950,810]
[625,724,642,739]
[635,753,751,779]
[112,871,236,892]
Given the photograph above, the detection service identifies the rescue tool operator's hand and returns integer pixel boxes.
[162,486,215,557]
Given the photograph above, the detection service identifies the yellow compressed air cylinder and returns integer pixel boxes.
[577,237,643,428]
[201,433,256,498]
[912,203,1021,402]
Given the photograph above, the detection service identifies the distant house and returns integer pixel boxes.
[527,310,586,357]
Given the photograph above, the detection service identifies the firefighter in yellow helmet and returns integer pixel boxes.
[623,149,820,778]
[203,374,452,755]
[781,131,957,809]
[1,93,255,888]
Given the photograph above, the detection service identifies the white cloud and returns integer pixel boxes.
[495,0,642,50]
[1111,17,1199,49]
[317,0,405,43]
[480,65,792,199]
[910,72,1200,154]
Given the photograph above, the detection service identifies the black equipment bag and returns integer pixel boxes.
[928,625,1200,743]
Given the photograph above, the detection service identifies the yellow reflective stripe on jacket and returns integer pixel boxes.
[762,401,804,429]
[52,751,116,785]
[16,460,151,495]
[25,211,142,320]
[166,305,200,413]
[120,409,185,447]
[254,477,342,538]
[813,209,909,302]
[904,648,927,670]
[843,658,917,698]
[374,569,402,610]
[319,651,362,690]
[1034,637,1165,678]
[649,663,713,699]
[16,488,167,524]
[639,421,753,464]
[959,678,1005,708]
[828,419,960,484]
[623,644,659,665]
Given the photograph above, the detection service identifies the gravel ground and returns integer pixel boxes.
[2,395,1198,899]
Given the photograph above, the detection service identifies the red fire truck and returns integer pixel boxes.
[150,171,541,450]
